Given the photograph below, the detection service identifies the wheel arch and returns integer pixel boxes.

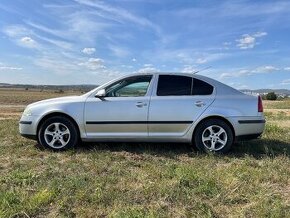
[36,112,81,140]
[192,115,235,140]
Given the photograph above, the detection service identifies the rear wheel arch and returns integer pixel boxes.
[193,115,235,139]
[192,116,235,153]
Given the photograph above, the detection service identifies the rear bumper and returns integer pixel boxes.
[238,120,265,124]
[236,133,263,141]
[228,116,266,137]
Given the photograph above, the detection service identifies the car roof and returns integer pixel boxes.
[130,71,244,96]
[131,71,216,83]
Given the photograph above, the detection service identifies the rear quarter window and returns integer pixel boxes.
[192,78,213,95]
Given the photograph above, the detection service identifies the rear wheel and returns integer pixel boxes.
[194,119,234,153]
[38,116,78,151]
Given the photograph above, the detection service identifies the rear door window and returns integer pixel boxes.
[157,75,192,96]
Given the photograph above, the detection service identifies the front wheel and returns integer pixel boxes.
[38,116,79,151]
[194,119,234,153]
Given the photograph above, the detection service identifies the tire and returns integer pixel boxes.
[38,116,79,151]
[193,119,234,153]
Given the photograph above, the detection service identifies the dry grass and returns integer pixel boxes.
[0,90,289,217]
[264,99,290,109]
[0,88,82,105]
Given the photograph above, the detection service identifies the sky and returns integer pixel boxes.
[0,0,290,89]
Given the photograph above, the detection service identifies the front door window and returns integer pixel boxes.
[106,75,152,97]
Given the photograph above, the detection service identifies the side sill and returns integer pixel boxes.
[20,134,37,140]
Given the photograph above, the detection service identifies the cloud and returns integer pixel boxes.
[195,53,227,64]
[281,79,290,85]
[132,58,137,62]
[196,58,207,64]
[78,58,106,70]
[228,82,249,89]
[36,35,72,50]
[137,67,158,73]
[221,1,290,17]
[3,25,33,37]
[182,65,197,73]
[0,63,22,71]
[25,12,112,45]
[150,48,228,65]
[253,32,268,37]
[74,0,161,33]
[220,65,280,79]
[121,64,134,69]
[143,64,153,67]
[255,65,279,73]
[108,45,130,58]
[236,32,267,49]
[3,24,72,50]
[82,47,96,55]
[3,26,39,48]
[223,42,231,46]
[19,36,38,48]
[34,56,79,75]
[222,42,232,50]
[236,35,255,49]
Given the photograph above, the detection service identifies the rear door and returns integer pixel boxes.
[148,75,215,137]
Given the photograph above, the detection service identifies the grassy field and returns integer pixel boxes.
[0,89,290,217]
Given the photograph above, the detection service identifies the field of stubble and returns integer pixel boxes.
[0,88,289,217]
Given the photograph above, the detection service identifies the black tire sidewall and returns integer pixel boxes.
[38,116,78,151]
[194,119,234,153]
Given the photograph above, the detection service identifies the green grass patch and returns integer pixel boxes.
[0,115,290,217]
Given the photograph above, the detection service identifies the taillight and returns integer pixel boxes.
[258,95,263,112]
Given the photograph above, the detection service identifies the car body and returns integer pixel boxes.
[19,72,265,152]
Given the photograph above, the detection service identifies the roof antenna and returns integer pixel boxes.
[193,66,212,74]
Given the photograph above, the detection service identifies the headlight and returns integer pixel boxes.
[23,108,32,116]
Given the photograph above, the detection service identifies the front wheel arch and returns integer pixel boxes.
[37,112,81,143]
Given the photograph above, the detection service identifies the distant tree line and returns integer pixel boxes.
[261,92,278,100]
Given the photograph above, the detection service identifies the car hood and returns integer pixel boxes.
[28,96,84,108]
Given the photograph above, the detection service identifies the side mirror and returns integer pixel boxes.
[95,89,106,98]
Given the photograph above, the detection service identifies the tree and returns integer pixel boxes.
[266,92,277,100]
[261,94,267,100]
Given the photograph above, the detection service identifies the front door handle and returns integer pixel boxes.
[136,102,147,108]
[195,101,206,107]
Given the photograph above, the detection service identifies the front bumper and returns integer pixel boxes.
[19,115,38,139]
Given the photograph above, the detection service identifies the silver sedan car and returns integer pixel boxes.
[19,72,265,153]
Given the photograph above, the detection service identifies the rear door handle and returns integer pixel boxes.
[136,102,147,108]
[195,101,206,107]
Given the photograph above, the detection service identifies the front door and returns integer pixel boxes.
[84,75,153,138]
